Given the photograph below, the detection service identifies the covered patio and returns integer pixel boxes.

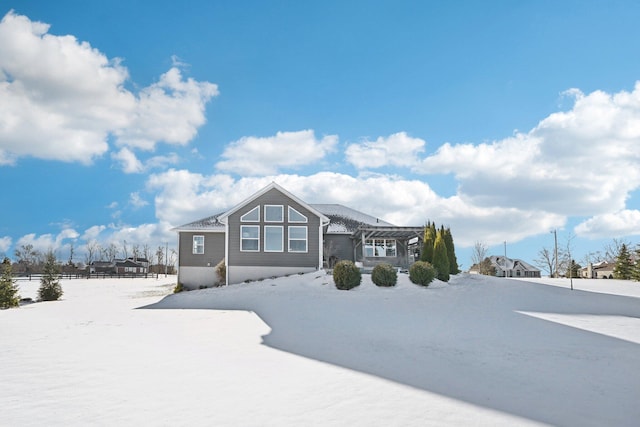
[351,225,425,270]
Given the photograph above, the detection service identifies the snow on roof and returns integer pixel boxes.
[490,255,540,272]
[174,204,395,234]
[173,213,226,232]
[311,204,395,234]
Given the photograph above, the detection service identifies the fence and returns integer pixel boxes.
[13,272,160,281]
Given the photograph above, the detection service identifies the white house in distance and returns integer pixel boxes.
[488,255,541,278]
[173,182,425,289]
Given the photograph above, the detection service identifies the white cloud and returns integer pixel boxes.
[345,132,426,169]
[0,11,217,167]
[575,210,640,239]
[420,84,640,220]
[0,236,12,254]
[147,169,564,247]
[129,192,149,209]
[15,228,79,256]
[112,148,144,173]
[215,130,338,176]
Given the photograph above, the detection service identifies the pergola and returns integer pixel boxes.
[351,225,425,268]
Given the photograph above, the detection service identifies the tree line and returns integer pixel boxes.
[10,240,177,275]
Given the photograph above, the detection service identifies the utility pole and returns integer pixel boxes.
[165,242,168,277]
[551,229,558,278]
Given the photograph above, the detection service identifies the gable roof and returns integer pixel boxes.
[217,182,329,225]
[173,213,226,232]
[311,203,394,234]
[490,255,540,272]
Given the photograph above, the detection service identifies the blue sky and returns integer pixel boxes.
[2,1,640,271]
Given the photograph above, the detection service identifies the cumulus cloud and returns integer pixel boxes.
[575,210,640,239]
[129,192,149,209]
[215,130,338,176]
[147,169,564,246]
[345,132,426,169]
[15,228,79,255]
[420,84,640,224]
[0,11,217,167]
[0,236,11,254]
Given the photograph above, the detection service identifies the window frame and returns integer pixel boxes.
[240,206,260,222]
[192,235,205,255]
[240,225,260,252]
[264,225,284,252]
[288,206,308,223]
[364,238,397,257]
[288,226,308,253]
[264,205,284,222]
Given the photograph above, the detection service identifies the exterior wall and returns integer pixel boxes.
[226,188,322,284]
[178,266,220,289]
[324,234,354,266]
[178,231,225,267]
[228,265,317,284]
[177,231,225,288]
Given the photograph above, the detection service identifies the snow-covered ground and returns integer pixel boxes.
[2,273,639,426]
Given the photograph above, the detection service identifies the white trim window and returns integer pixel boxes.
[364,239,397,257]
[264,226,284,252]
[265,205,283,222]
[288,226,308,253]
[240,225,260,251]
[193,235,205,254]
[241,206,260,222]
[288,206,307,223]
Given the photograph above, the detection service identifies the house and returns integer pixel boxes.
[114,259,146,274]
[487,255,541,278]
[173,182,425,288]
[580,261,615,279]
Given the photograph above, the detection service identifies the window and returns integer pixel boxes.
[288,226,308,252]
[241,206,260,222]
[193,235,204,254]
[288,206,307,223]
[265,205,283,222]
[264,226,283,252]
[364,239,396,257]
[240,226,259,251]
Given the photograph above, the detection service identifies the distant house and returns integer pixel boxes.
[580,262,615,279]
[114,259,146,274]
[484,255,541,278]
[89,261,115,274]
[173,182,424,288]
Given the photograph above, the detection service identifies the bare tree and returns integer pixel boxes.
[534,247,556,277]
[603,238,631,262]
[167,249,177,274]
[104,243,118,262]
[85,240,100,265]
[121,240,129,259]
[156,245,164,274]
[470,241,488,267]
[15,244,40,274]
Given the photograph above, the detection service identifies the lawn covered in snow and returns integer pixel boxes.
[2,273,639,426]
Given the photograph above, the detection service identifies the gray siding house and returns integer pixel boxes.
[174,183,424,288]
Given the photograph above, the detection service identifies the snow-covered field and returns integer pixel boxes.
[2,273,639,426]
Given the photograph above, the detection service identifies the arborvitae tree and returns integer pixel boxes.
[420,222,435,263]
[38,251,63,301]
[432,231,450,282]
[0,257,20,309]
[633,247,640,282]
[613,244,633,280]
[443,226,459,275]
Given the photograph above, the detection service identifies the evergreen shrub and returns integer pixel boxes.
[174,282,184,293]
[333,260,361,290]
[0,258,20,309]
[371,263,397,287]
[38,251,63,301]
[409,261,436,287]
